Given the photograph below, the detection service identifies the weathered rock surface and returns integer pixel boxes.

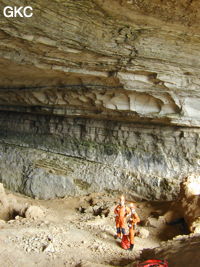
[0,0,200,199]
[0,183,26,220]
[0,183,10,220]
[179,175,200,233]
[0,0,200,126]
[25,206,45,220]
[132,234,200,267]
[0,112,200,199]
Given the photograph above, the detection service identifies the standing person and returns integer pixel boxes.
[114,195,130,239]
[128,203,140,251]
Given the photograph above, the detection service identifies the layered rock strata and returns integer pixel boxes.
[0,111,200,199]
[0,0,200,199]
[0,0,200,126]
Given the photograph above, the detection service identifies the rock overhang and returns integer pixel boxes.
[0,0,200,126]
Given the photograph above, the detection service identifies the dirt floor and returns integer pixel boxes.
[0,189,189,267]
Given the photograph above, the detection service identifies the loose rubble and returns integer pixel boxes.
[0,185,197,266]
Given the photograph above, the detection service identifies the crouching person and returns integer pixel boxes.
[128,203,140,250]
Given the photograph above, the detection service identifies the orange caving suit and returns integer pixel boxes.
[114,204,130,237]
[128,211,140,245]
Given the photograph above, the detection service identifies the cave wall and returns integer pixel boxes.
[0,0,200,199]
[0,111,200,200]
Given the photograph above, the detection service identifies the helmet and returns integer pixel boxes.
[129,203,136,209]
[120,195,125,206]
[120,195,125,201]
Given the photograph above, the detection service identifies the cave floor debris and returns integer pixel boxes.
[0,190,187,267]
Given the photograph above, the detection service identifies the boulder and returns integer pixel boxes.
[138,228,149,239]
[25,206,45,220]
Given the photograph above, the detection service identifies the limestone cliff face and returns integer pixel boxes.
[1,0,200,126]
[0,0,200,199]
[1,111,200,200]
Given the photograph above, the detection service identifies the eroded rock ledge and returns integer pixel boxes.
[0,0,200,199]
[0,0,200,126]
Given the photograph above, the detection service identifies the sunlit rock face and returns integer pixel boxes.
[0,0,200,199]
[134,234,200,267]
[179,175,200,233]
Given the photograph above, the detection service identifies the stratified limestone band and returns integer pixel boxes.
[0,111,199,200]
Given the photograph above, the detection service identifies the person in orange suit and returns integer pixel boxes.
[128,203,140,250]
[114,195,130,239]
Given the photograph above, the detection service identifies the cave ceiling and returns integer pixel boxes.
[0,0,200,126]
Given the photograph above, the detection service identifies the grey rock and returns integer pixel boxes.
[0,0,200,202]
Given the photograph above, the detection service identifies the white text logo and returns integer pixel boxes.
[3,6,33,18]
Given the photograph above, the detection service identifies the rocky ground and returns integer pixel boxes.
[0,183,190,267]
